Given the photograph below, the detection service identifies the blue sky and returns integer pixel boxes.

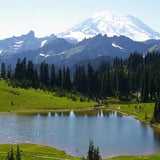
[0,0,159,39]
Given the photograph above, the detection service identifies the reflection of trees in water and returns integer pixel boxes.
[101,110,110,117]
[74,110,98,117]
[102,110,123,117]
[153,127,160,144]
[116,112,123,117]
[41,110,124,118]
[139,122,150,139]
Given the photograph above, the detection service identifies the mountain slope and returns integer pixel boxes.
[58,10,160,42]
[2,34,158,68]
[0,31,57,56]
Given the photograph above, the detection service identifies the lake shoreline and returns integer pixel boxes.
[1,106,160,129]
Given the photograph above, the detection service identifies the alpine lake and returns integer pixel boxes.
[1,110,160,158]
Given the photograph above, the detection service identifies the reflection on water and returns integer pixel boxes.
[0,110,160,157]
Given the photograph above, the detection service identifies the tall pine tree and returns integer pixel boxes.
[1,62,6,78]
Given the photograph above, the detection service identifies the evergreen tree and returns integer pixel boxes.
[87,63,95,97]
[7,147,14,160]
[94,147,101,160]
[118,70,130,100]
[149,74,156,101]
[32,69,39,89]
[44,62,49,86]
[26,60,34,81]
[1,62,6,78]
[40,61,45,84]
[21,58,27,79]
[15,59,22,80]
[73,65,87,94]
[16,145,21,160]
[56,68,62,87]
[141,67,149,102]
[40,61,49,86]
[152,97,160,123]
[100,68,112,97]
[50,64,56,87]
[7,64,12,79]
[155,72,160,96]
[64,67,71,90]
[87,140,94,160]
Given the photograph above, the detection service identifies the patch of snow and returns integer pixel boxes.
[41,40,48,47]
[0,49,3,54]
[16,41,24,44]
[14,41,24,48]
[39,53,50,58]
[112,43,123,50]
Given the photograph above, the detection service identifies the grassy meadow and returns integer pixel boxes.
[104,98,155,124]
[0,80,95,112]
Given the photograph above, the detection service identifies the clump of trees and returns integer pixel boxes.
[83,141,101,160]
[1,51,160,102]
[7,145,21,160]
[151,97,160,123]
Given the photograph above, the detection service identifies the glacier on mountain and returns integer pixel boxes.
[58,10,160,42]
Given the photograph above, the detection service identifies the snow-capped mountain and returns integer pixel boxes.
[0,31,57,56]
[0,31,39,56]
[58,10,160,42]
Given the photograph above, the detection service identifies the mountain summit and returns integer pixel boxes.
[58,10,160,42]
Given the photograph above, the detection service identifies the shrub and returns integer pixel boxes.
[71,95,77,101]
[80,97,86,102]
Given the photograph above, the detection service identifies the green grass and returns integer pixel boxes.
[108,154,160,160]
[104,97,155,124]
[0,144,160,160]
[0,144,79,160]
[0,80,96,112]
[107,103,154,123]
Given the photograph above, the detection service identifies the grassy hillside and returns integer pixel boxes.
[0,80,95,112]
[0,144,160,160]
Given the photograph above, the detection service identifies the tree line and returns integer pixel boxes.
[1,51,160,102]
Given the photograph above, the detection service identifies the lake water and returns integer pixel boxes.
[0,110,160,158]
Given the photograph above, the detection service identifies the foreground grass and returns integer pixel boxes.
[0,80,96,112]
[0,144,160,160]
[108,154,160,160]
[0,144,79,160]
